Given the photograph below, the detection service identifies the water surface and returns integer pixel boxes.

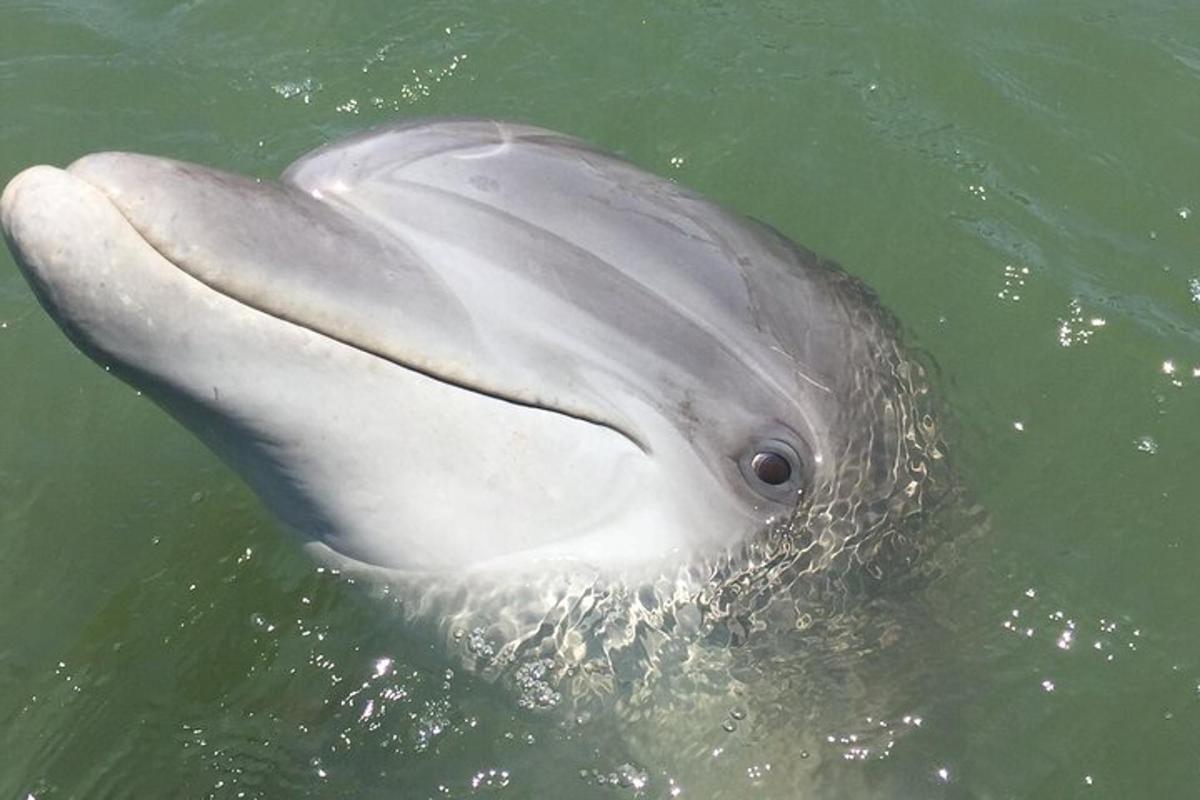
[2,1,1199,797]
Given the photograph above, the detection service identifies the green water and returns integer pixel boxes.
[2,1,1199,797]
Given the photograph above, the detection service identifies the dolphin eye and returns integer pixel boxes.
[751,451,792,485]
[739,439,806,502]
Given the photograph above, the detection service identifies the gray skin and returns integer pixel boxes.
[1,119,919,588]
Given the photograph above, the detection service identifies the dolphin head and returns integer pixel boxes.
[1,119,928,579]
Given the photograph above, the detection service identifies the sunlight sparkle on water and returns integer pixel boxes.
[470,768,511,790]
[1058,299,1104,346]
[997,264,1028,301]
[272,77,318,103]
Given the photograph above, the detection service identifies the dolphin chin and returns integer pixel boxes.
[2,119,937,593]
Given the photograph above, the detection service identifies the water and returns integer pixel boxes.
[2,1,1198,797]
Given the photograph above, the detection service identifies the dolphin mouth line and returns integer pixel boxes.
[68,167,650,455]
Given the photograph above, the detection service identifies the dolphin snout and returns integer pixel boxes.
[2,165,84,296]
[2,165,64,250]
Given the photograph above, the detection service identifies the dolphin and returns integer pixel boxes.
[1,119,933,596]
[2,119,948,796]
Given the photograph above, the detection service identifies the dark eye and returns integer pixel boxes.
[739,438,806,502]
[751,451,792,485]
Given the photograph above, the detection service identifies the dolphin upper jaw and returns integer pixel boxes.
[1,157,763,575]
